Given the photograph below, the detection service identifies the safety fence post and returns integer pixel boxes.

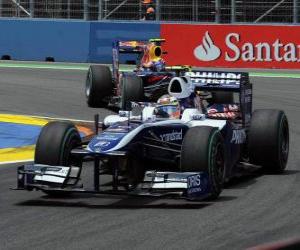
[294,0,298,23]
[231,0,236,23]
[84,0,88,20]
[29,0,34,18]
[156,0,160,21]
[98,0,102,19]
[215,0,221,23]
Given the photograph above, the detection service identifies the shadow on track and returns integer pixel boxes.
[224,168,299,190]
[275,169,300,176]
[15,196,215,209]
[13,169,298,209]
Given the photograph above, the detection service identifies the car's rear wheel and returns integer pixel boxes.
[121,75,144,110]
[35,121,82,196]
[248,109,289,173]
[181,126,225,199]
[86,65,113,108]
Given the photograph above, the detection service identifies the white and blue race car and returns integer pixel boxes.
[15,71,289,200]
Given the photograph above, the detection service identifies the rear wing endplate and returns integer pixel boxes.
[185,71,252,126]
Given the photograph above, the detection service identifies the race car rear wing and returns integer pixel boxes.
[185,71,249,91]
[118,41,147,54]
[185,71,252,126]
[112,39,166,82]
[112,40,146,83]
[117,39,165,54]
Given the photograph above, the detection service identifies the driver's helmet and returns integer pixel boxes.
[155,95,181,119]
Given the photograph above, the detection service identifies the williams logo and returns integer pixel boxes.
[194,31,221,61]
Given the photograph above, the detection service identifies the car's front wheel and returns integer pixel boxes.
[35,121,82,196]
[181,126,225,199]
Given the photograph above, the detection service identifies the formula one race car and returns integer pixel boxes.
[15,71,289,200]
[85,39,191,110]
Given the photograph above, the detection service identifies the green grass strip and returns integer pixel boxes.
[0,61,300,78]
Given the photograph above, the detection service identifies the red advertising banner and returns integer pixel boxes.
[161,24,300,69]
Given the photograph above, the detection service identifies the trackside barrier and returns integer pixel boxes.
[0,19,160,63]
[161,23,300,69]
[1,19,299,69]
[0,19,90,62]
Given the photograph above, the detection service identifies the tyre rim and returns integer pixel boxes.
[280,119,289,165]
[213,141,225,183]
[85,69,92,97]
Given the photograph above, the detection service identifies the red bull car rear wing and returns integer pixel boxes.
[118,41,147,54]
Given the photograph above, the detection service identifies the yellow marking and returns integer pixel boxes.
[0,114,94,164]
[0,114,48,126]
[0,145,35,163]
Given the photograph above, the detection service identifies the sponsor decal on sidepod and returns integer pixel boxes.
[160,129,183,142]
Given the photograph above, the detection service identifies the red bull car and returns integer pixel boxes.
[85,39,191,110]
[15,71,289,200]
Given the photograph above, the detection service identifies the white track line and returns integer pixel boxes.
[0,159,33,165]
[28,114,94,123]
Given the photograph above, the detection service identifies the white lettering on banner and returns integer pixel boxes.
[225,33,240,62]
[284,43,298,62]
[242,43,255,62]
[160,129,182,142]
[195,31,300,63]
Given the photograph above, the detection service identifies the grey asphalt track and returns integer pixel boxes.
[0,67,300,250]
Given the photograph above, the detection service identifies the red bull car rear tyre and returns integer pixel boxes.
[86,65,113,108]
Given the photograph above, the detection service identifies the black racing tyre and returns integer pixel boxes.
[211,91,234,104]
[85,65,113,108]
[181,126,225,199]
[35,121,81,166]
[121,75,144,110]
[35,121,82,196]
[248,109,289,173]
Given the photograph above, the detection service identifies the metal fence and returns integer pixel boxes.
[0,0,298,23]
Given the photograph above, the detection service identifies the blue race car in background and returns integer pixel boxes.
[15,71,289,200]
[85,39,191,110]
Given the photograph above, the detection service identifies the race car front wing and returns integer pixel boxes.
[14,164,212,200]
